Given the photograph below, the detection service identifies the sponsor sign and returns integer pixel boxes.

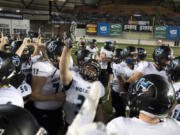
[97,23,110,36]
[154,26,167,38]
[86,24,97,35]
[110,24,122,36]
[166,26,180,40]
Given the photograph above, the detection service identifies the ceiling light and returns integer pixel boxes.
[0,8,2,11]
[16,9,20,13]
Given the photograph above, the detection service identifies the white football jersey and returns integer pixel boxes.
[86,46,98,59]
[70,56,74,69]
[137,61,149,68]
[171,82,180,121]
[111,61,138,93]
[172,104,180,121]
[21,61,32,84]
[136,62,168,80]
[0,86,24,108]
[173,82,180,100]
[16,81,32,97]
[107,117,180,135]
[99,47,113,70]
[64,71,105,124]
[32,61,63,110]
[100,47,113,58]
[31,53,42,63]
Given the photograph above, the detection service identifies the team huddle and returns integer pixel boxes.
[0,22,180,135]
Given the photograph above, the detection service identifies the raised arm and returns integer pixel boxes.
[59,21,77,86]
[15,38,30,57]
[59,46,73,86]
[0,33,8,50]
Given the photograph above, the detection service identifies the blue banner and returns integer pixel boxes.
[166,26,180,40]
[97,23,110,36]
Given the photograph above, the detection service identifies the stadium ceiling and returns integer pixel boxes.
[0,0,99,14]
[0,0,180,15]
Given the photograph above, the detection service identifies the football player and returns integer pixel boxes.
[29,39,65,135]
[0,51,24,107]
[74,49,91,71]
[97,40,114,100]
[60,22,105,129]
[0,104,48,135]
[66,82,107,135]
[111,46,138,117]
[168,56,180,121]
[86,39,98,59]
[107,74,180,135]
[127,45,173,83]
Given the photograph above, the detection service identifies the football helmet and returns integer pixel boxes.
[21,45,35,63]
[76,49,90,67]
[90,39,97,48]
[9,40,23,53]
[0,51,22,85]
[123,46,138,65]
[0,105,48,135]
[78,41,86,50]
[128,74,176,118]
[113,48,123,63]
[80,59,101,81]
[152,45,173,70]
[137,48,147,61]
[4,43,11,52]
[168,56,180,81]
[104,41,114,51]
[46,40,64,67]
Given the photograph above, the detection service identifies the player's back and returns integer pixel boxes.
[136,62,168,80]
[0,86,24,108]
[107,117,180,135]
[32,60,63,110]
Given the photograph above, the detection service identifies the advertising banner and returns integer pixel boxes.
[97,23,110,36]
[86,24,97,35]
[123,24,152,32]
[154,26,167,39]
[166,26,180,40]
[110,24,122,36]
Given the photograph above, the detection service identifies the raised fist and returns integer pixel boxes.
[63,21,77,48]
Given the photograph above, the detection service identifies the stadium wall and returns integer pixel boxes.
[75,28,176,46]
[0,18,30,35]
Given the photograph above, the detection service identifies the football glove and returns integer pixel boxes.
[63,21,77,48]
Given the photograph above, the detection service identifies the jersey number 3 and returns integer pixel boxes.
[75,94,85,115]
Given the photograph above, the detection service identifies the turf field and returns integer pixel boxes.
[71,42,180,123]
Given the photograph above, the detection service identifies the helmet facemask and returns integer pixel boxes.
[153,45,174,71]
[125,53,138,69]
[80,60,100,81]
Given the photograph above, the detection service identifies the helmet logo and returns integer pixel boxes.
[48,43,57,52]
[138,50,144,54]
[172,59,179,69]
[155,48,163,55]
[136,78,153,95]
[12,56,20,67]
[0,129,5,135]
[0,57,2,69]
